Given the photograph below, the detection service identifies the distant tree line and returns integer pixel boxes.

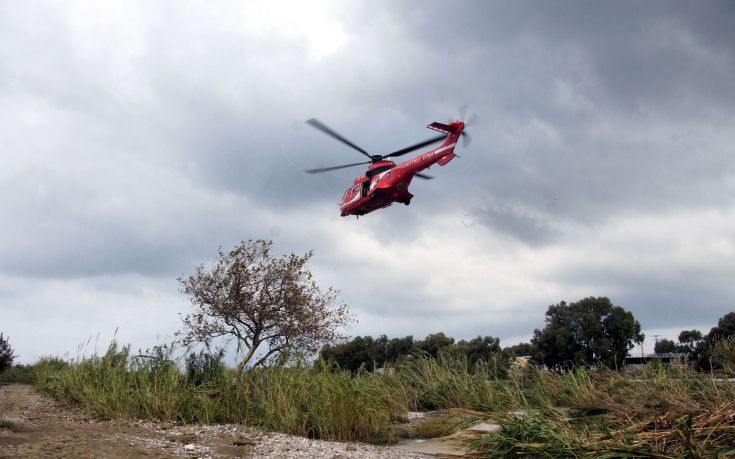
[320,297,735,373]
[319,332,506,373]
[652,312,735,370]
[322,297,645,373]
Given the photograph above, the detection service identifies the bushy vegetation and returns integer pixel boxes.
[320,332,507,373]
[27,341,735,457]
[322,297,648,374]
[29,348,475,439]
[470,364,735,457]
[0,333,17,372]
[0,363,36,384]
[531,297,644,371]
[33,342,510,442]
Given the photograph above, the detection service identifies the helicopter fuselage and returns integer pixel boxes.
[340,124,463,217]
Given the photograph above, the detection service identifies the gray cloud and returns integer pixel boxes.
[1,1,734,360]
[472,203,559,246]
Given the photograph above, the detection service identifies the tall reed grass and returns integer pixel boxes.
[30,342,735,455]
[34,343,501,442]
[471,363,735,457]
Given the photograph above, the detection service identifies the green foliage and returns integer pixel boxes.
[407,409,487,439]
[470,410,585,458]
[470,365,735,458]
[504,342,534,357]
[453,336,503,369]
[320,335,396,372]
[185,349,227,387]
[34,356,70,374]
[396,354,505,411]
[0,333,17,372]
[654,338,676,353]
[708,312,735,340]
[31,343,511,442]
[677,329,702,353]
[0,363,35,384]
[320,332,507,374]
[694,312,735,371]
[531,297,644,371]
[0,419,19,431]
[28,341,735,455]
[415,332,454,359]
[709,337,735,373]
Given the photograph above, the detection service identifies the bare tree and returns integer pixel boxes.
[177,240,352,372]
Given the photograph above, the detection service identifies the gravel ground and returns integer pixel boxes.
[131,420,435,458]
[0,383,432,458]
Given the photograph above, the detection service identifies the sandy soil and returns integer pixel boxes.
[0,384,432,458]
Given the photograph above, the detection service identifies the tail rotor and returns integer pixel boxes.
[455,105,477,148]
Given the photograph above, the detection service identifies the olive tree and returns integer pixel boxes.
[531,297,644,371]
[178,240,352,372]
[654,338,676,354]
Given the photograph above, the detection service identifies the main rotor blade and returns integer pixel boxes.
[305,160,372,174]
[383,134,446,159]
[415,172,434,180]
[305,118,373,160]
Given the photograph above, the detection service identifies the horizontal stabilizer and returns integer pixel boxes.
[427,122,457,134]
[437,152,456,166]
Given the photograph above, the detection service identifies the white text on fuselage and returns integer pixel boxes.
[396,143,457,171]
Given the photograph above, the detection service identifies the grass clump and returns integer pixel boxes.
[34,343,403,442]
[0,418,18,431]
[470,366,735,458]
[402,408,488,439]
[396,354,502,412]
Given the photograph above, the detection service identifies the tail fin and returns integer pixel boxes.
[427,122,458,135]
[427,121,461,166]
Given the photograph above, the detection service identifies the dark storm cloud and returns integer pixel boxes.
[394,1,735,111]
[361,0,735,238]
[472,202,558,246]
[557,265,735,330]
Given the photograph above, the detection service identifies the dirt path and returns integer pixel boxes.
[0,384,432,458]
[0,383,172,458]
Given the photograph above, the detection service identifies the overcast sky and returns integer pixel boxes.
[2,1,734,362]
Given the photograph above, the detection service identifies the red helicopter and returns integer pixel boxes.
[305,117,470,217]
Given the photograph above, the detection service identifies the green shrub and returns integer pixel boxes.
[0,419,19,431]
[0,364,35,384]
[185,349,227,387]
